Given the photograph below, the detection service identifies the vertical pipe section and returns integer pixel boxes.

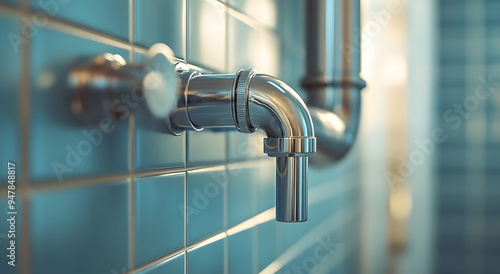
[302,0,366,163]
[276,156,308,222]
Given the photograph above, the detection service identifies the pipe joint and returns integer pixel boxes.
[166,68,316,222]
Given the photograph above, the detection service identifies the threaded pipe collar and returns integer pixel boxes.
[233,69,257,133]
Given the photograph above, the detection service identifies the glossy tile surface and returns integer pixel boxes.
[227,0,277,29]
[30,28,129,182]
[188,0,226,72]
[187,130,226,165]
[228,166,255,227]
[135,0,185,58]
[256,160,275,212]
[30,181,129,274]
[187,167,225,243]
[32,0,128,39]
[139,254,184,274]
[188,240,224,273]
[227,15,279,76]
[257,221,276,272]
[135,173,185,266]
[134,85,186,170]
[228,229,253,274]
[227,131,265,162]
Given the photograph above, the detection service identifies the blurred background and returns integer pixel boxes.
[0,0,499,273]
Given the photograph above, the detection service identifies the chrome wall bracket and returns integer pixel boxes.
[68,43,179,124]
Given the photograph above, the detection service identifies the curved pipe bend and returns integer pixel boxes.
[246,74,315,140]
[166,69,316,222]
[308,85,362,164]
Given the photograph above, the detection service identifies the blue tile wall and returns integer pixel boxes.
[135,0,186,58]
[139,254,184,274]
[188,240,224,273]
[134,109,186,170]
[33,0,128,39]
[133,48,186,171]
[228,166,255,226]
[188,0,226,72]
[0,16,20,183]
[30,28,129,182]
[0,0,363,273]
[30,181,129,274]
[187,167,225,243]
[256,160,275,212]
[135,173,185,266]
[257,221,277,271]
[228,229,254,273]
[187,131,227,165]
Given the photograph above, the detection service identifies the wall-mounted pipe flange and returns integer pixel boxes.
[68,43,178,124]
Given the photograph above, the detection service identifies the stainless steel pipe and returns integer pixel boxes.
[167,69,316,222]
[302,0,366,164]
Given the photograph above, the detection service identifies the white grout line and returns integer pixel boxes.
[0,159,272,195]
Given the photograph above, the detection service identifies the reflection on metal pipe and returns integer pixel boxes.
[302,0,366,163]
[167,68,316,222]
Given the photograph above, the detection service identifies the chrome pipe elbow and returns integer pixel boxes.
[247,73,316,222]
[166,68,316,222]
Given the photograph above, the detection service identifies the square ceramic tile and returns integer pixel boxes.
[134,111,186,170]
[257,221,276,272]
[226,15,253,72]
[188,0,226,72]
[228,229,253,273]
[30,181,129,274]
[135,173,185,266]
[187,166,225,243]
[227,166,255,227]
[187,130,226,165]
[0,16,20,184]
[227,0,277,29]
[134,51,185,171]
[32,0,128,39]
[256,159,275,212]
[227,15,279,76]
[139,254,184,274]
[135,0,186,58]
[30,28,129,182]
[188,240,224,273]
[227,130,265,162]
